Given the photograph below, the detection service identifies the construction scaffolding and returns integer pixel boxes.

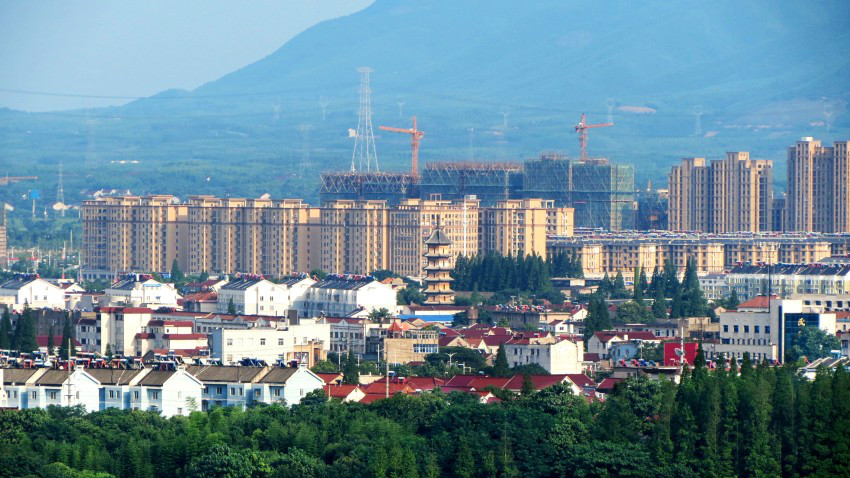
[522,153,635,231]
[319,171,415,205]
[418,162,524,206]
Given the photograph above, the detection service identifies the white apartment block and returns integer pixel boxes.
[323,317,382,356]
[296,274,397,318]
[209,320,330,365]
[1,365,322,414]
[96,307,153,355]
[104,275,180,308]
[216,275,315,316]
[504,334,584,374]
[714,295,838,362]
[0,275,65,311]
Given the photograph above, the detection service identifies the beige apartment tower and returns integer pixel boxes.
[81,195,187,274]
[479,199,572,260]
[786,137,850,233]
[668,153,772,233]
[83,195,573,278]
[388,197,480,278]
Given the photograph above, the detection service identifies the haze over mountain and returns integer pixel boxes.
[1,0,847,206]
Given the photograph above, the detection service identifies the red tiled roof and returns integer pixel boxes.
[360,393,394,404]
[504,374,568,391]
[566,373,596,389]
[36,335,81,347]
[323,384,362,398]
[147,319,194,328]
[134,332,155,339]
[183,291,217,302]
[597,377,624,392]
[737,295,778,310]
[162,333,207,340]
[97,307,153,314]
[315,373,342,384]
[363,382,415,394]
[583,353,601,362]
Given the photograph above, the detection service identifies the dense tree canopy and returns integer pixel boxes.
[0,365,845,478]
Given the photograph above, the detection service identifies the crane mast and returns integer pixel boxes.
[574,113,613,162]
[379,116,424,179]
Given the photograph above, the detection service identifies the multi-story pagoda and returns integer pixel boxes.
[423,228,455,305]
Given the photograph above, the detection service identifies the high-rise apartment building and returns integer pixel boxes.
[81,195,186,274]
[318,200,390,275]
[388,198,479,278]
[0,208,7,269]
[668,152,772,233]
[786,137,850,233]
[82,195,572,278]
[186,196,318,277]
[479,199,572,259]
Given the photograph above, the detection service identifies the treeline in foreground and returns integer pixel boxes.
[1,360,848,478]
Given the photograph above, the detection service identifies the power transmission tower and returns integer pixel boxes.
[351,67,378,172]
[57,161,65,217]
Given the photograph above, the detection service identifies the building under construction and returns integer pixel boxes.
[319,171,416,205]
[418,162,523,206]
[522,153,635,230]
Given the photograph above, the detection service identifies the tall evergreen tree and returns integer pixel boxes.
[652,284,667,319]
[342,350,360,385]
[682,258,708,317]
[0,308,12,349]
[59,315,76,359]
[14,305,37,353]
[46,325,55,355]
[493,343,510,377]
[170,259,184,283]
[669,283,684,319]
[632,266,644,302]
[663,259,679,298]
[612,272,629,299]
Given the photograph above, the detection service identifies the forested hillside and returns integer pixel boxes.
[2,360,847,478]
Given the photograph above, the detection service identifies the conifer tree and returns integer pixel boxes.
[14,304,37,353]
[612,272,629,299]
[47,325,55,355]
[521,373,535,396]
[493,343,510,377]
[669,283,684,319]
[59,315,76,359]
[342,350,360,385]
[0,308,12,349]
[652,284,667,320]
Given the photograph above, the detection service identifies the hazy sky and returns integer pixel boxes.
[0,0,373,112]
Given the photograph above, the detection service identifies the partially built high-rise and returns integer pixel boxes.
[521,153,634,230]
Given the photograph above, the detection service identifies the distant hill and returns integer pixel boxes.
[1,0,848,208]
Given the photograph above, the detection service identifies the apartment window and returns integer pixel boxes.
[203,387,209,394]
[278,338,284,346]
[177,408,183,415]
[31,391,37,399]
[723,325,728,333]
[230,387,236,396]
[765,326,771,334]
[733,325,739,333]
[227,339,233,346]
[260,338,266,346]
[273,388,281,397]
[217,386,223,395]
[754,326,760,334]
[151,391,159,400]
[744,326,750,333]
[49,391,58,400]
[134,391,140,400]
[109,390,115,399]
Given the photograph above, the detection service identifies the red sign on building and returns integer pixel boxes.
[664,341,699,366]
